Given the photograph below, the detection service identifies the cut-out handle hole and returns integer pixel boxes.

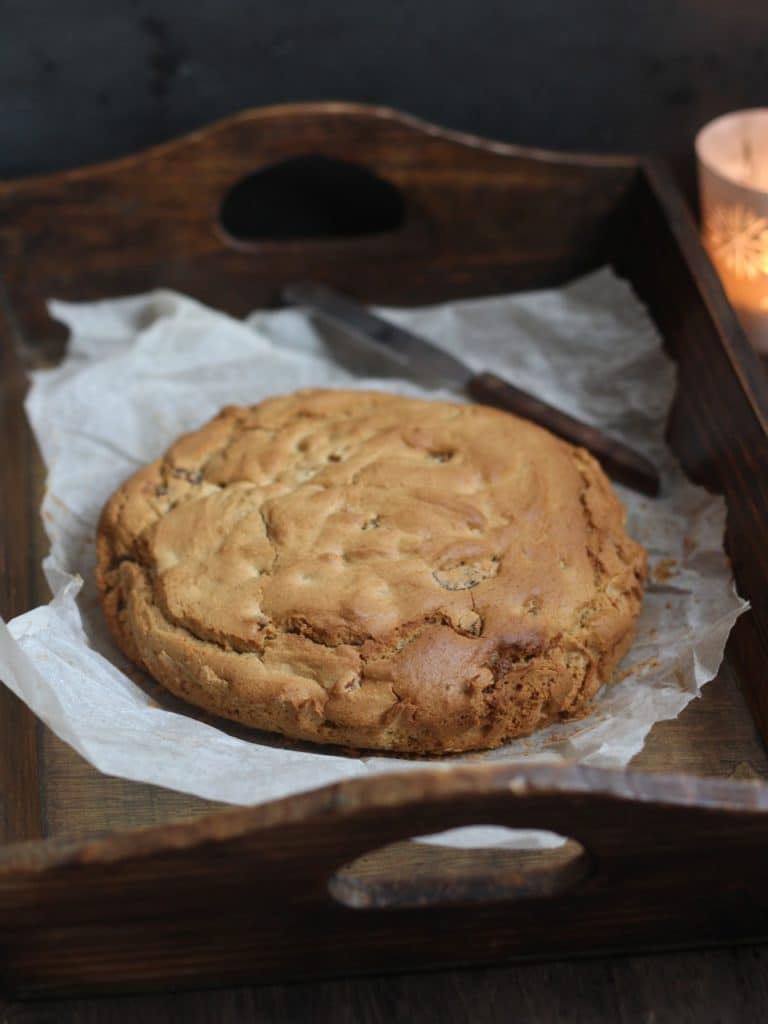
[219,154,406,243]
[328,827,590,910]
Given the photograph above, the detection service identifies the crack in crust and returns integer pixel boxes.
[96,389,647,754]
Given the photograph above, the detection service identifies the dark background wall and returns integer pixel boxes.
[2,0,767,186]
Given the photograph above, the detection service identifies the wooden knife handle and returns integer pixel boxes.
[467,371,660,497]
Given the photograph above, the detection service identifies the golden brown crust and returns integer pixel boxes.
[96,389,647,754]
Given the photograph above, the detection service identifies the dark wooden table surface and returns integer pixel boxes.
[3,945,767,1023]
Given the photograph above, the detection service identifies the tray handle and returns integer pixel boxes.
[218,152,410,247]
[0,102,639,332]
[328,831,590,910]
[3,763,768,995]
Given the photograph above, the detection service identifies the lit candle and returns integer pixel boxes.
[697,109,768,354]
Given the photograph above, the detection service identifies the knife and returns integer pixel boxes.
[281,282,660,497]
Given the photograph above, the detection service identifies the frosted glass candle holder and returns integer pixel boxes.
[697,109,768,354]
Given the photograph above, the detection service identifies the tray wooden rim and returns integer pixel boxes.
[0,101,639,195]
[1,761,768,877]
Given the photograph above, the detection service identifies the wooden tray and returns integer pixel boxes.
[2,103,768,1000]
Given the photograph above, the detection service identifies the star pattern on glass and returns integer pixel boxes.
[705,202,768,280]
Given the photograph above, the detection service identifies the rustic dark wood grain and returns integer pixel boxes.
[634,660,768,780]
[615,160,768,743]
[1,103,768,998]
[5,945,768,1024]
[0,300,43,845]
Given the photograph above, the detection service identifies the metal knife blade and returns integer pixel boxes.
[280,281,660,497]
[281,281,471,387]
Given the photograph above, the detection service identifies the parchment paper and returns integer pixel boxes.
[0,269,747,849]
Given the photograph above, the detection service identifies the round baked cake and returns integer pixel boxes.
[96,389,647,754]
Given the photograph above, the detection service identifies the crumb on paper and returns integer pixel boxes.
[613,657,660,684]
[654,558,677,581]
